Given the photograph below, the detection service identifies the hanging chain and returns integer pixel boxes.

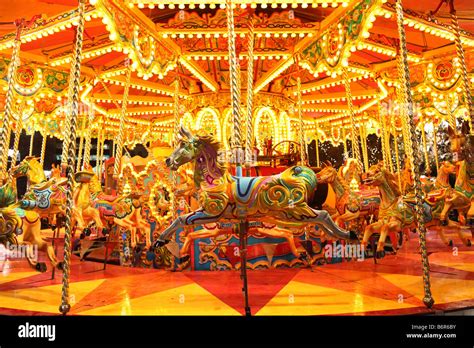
[342,126,348,159]
[82,104,94,169]
[113,63,132,178]
[12,102,25,166]
[297,77,307,165]
[396,0,434,308]
[245,16,255,168]
[60,0,86,316]
[342,67,361,168]
[450,8,473,133]
[40,134,47,165]
[226,0,242,164]
[0,21,24,177]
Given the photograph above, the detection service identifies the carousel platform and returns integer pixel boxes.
[0,229,473,316]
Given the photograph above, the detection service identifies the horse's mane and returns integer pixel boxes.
[383,168,401,197]
[196,134,226,174]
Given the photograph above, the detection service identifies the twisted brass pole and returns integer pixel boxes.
[40,134,47,165]
[378,101,389,169]
[315,122,320,167]
[396,0,434,308]
[0,21,24,177]
[433,123,439,173]
[113,64,132,178]
[76,129,84,173]
[342,68,361,168]
[82,105,94,169]
[297,77,307,165]
[226,0,242,162]
[450,9,473,133]
[12,102,25,166]
[245,17,255,168]
[28,131,35,157]
[60,0,86,315]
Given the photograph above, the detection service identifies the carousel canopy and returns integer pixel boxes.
[0,0,473,148]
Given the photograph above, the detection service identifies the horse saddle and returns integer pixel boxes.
[32,178,67,191]
[426,188,447,204]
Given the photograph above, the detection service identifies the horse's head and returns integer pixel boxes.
[439,161,456,175]
[166,126,220,171]
[448,122,474,162]
[316,161,337,183]
[364,162,389,187]
[10,156,43,182]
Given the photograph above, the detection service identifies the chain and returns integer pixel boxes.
[360,125,369,172]
[245,16,255,168]
[113,64,132,178]
[226,0,242,163]
[0,21,23,177]
[60,0,86,316]
[82,105,94,169]
[450,10,473,133]
[342,67,361,168]
[40,134,47,165]
[396,0,433,308]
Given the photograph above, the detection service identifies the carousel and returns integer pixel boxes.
[0,0,473,316]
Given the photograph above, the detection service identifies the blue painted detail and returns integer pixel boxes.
[231,176,257,201]
[32,189,52,209]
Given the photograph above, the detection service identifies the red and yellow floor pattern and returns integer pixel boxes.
[0,230,473,315]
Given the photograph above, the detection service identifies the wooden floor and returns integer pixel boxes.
[0,228,473,315]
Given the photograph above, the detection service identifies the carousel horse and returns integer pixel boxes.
[153,126,357,251]
[0,173,62,272]
[316,162,380,230]
[10,157,104,235]
[338,158,362,186]
[10,156,67,220]
[448,123,474,225]
[88,166,151,248]
[362,162,471,257]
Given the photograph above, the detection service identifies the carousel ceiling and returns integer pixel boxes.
[0,0,473,144]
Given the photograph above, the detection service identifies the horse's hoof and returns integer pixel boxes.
[375,251,385,259]
[315,258,326,266]
[179,255,190,264]
[448,240,453,247]
[349,231,359,241]
[35,262,47,273]
[56,262,64,271]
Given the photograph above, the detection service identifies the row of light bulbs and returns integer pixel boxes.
[184,53,291,61]
[130,1,348,10]
[302,93,377,104]
[162,32,311,39]
[92,98,173,107]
